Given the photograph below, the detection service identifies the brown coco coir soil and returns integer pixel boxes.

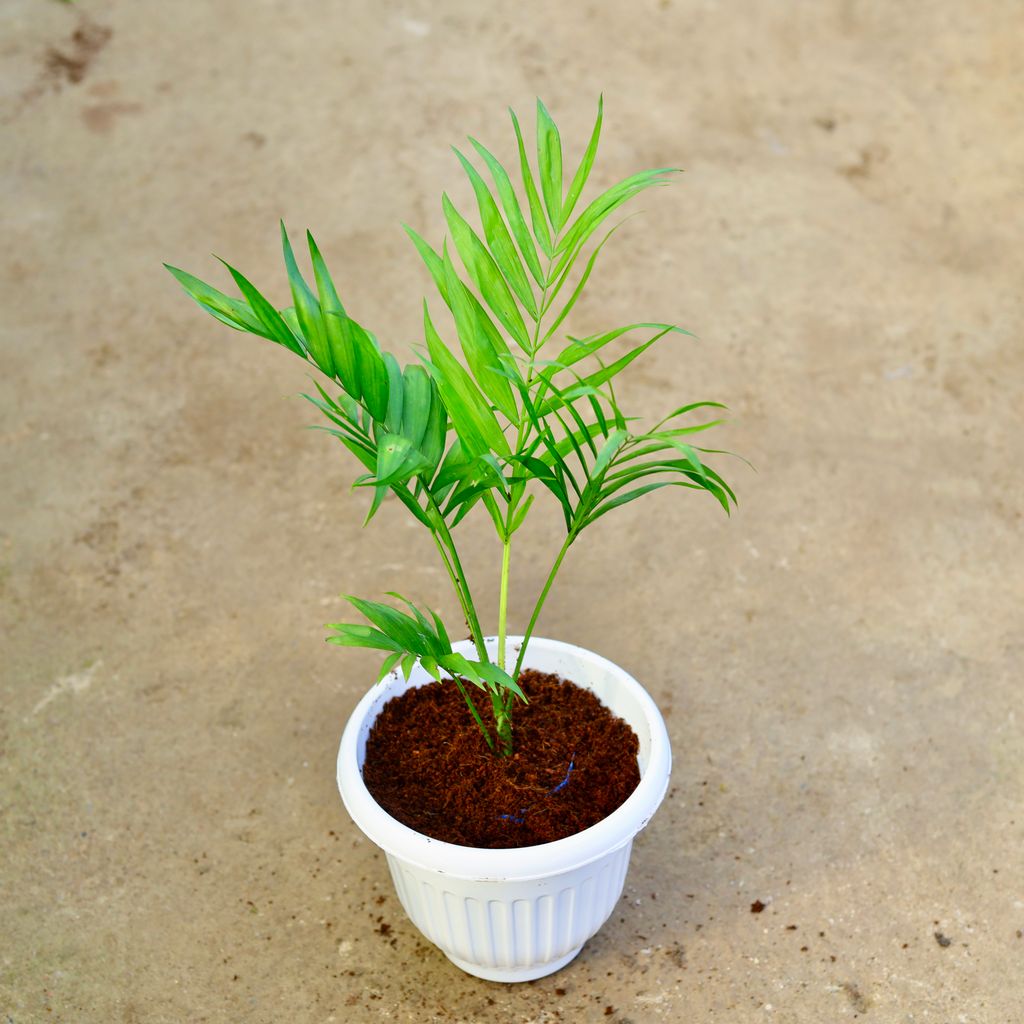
[361,669,641,849]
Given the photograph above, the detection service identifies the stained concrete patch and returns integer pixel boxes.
[31,661,101,716]
[41,20,113,89]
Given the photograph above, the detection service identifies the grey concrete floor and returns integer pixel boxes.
[3,1,1023,1021]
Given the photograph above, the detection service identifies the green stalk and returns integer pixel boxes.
[512,532,574,682]
[451,673,495,752]
[497,533,512,671]
[489,689,513,756]
[420,495,502,753]
[488,254,561,744]
[423,491,489,663]
[496,254,555,676]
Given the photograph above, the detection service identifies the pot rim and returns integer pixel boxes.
[337,636,672,882]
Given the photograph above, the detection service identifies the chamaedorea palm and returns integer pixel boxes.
[166,98,737,757]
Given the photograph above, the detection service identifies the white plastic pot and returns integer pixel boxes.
[336,636,672,982]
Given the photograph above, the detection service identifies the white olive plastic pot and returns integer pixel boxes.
[336,636,672,982]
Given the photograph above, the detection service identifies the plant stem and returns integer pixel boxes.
[421,495,502,753]
[452,674,495,752]
[496,254,555,678]
[489,689,513,756]
[497,533,511,671]
[423,492,488,663]
[512,532,574,682]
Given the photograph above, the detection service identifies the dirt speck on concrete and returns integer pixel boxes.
[42,20,113,89]
[842,982,871,1014]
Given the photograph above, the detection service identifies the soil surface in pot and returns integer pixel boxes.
[361,669,641,848]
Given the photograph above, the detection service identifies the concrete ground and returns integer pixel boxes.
[2,1,1022,1021]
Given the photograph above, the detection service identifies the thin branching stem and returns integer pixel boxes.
[496,254,556,676]
[451,673,495,752]
[497,536,512,671]
[512,531,574,682]
[423,491,489,662]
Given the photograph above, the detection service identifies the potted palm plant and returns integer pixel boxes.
[166,97,737,981]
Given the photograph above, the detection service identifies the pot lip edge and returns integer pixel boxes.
[336,635,673,880]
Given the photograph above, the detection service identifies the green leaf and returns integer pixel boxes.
[452,147,538,319]
[509,454,573,523]
[310,379,364,425]
[373,433,428,486]
[514,387,582,500]
[442,195,531,352]
[473,660,526,702]
[477,452,510,496]
[645,420,726,440]
[556,168,678,258]
[384,591,438,636]
[483,489,509,535]
[326,312,389,422]
[401,652,418,682]
[418,380,447,473]
[376,651,403,682]
[344,596,431,655]
[509,492,535,533]
[422,303,510,457]
[603,456,735,513]
[551,323,689,374]
[362,483,389,527]
[562,95,603,226]
[549,403,593,473]
[655,400,727,424]
[281,222,334,376]
[443,476,495,519]
[509,106,553,258]
[325,623,403,652]
[307,233,363,395]
[438,652,488,691]
[440,452,508,520]
[390,482,435,529]
[217,259,306,356]
[323,428,377,473]
[431,436,473,492]
[279,305,301,340]
[404,224,447,300]
[306,232,347,316]
[541,222,622,344]
[448,489,484,528]
[546,380,601,458]
[439,247,520,420]
[469,136,545,287]
[406,224,528,387]
[382,351,404,434]
[654,436,707,481]
[428,607,451,650]
[535,99,563,230]
[589,428,628,480]
[165,264,267,335]
[305,398,357,441]
[542,417,605,468]
[538,325,676,415]
[586,392,610,437]
[579,481,679,528]
[696,461,738,506]
[400,364,433,451]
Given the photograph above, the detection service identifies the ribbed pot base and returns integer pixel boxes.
[444,944,583,982]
